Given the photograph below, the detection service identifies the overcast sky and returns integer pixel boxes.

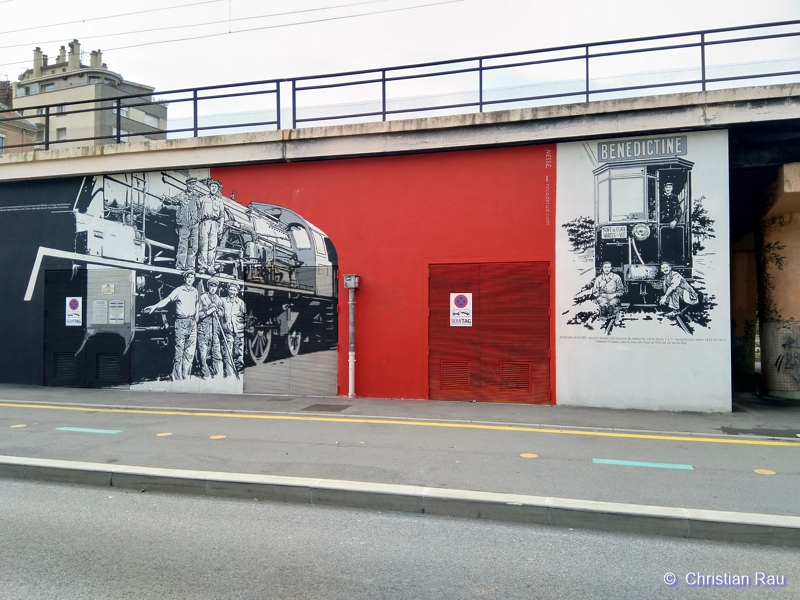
[1,0,799,92]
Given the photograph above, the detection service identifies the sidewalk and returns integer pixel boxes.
[1,384,799,547]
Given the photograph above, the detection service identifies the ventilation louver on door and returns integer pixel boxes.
[501,362,532,393]
[441,361,470,390]
[96,353,120,381]
[54,353,76,380]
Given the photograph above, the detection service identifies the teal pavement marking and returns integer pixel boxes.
[592,458,694,470]
[56,427,122,435]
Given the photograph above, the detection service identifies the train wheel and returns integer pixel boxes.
[248,328,272,363]
[285,330,302,357]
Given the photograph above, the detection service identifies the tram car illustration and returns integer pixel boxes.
[593,157,694,306]
[26,171,337,379]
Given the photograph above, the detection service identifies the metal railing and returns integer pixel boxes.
[2,18,800,152]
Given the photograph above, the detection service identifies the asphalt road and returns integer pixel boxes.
[2,479,798,600]
[1,397,799,516]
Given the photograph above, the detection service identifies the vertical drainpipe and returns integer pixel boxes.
[349,287,356,398]
[343,274,360,398]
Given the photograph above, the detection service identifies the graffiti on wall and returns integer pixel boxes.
[20,169,337,391]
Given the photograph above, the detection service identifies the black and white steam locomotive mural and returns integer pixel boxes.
[23,169,337,393]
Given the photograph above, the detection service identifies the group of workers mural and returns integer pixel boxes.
[142,270,246,381]
[161,176,226,275]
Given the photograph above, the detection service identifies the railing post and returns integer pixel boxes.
[381,70,386,121]
[192,90,199,137]
[478,58,483,113]
[700,33,706,92]
[276,81,281,130]
[291,80,297,129]
[585,45,590,103]
[115,97,122,143]
[44,106,50,150]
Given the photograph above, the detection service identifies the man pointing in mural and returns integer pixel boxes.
[142,270,199,380]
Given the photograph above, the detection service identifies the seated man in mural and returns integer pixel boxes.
[141,269,199,381]
[591,261,624,321]
[654,262,699,318]
[196,277,226,379]
[222,281,246,377]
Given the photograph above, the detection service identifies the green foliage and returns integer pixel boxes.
[690,196,715,255]
[561,216,594,253]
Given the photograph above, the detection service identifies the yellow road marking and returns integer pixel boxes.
[0,402,799,447]
[754,469,777,475]
[156,432,172,437]
[9,424,27,428]
[520,453,539,459]
[210,435,226,440]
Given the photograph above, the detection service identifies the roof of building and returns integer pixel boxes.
[0,102,38,132]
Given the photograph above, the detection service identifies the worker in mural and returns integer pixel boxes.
[197,179,226,275]
[660,182,682,229]
[590,261,624,321]
[222,281,246,377]
[655,262,699,317]
[161,177,201,271]
[142,269,199,380]
[196,277,227,379]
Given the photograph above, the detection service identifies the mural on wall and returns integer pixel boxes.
[19,169,337,393]
[560,136,717,336]
[556,131,731,410]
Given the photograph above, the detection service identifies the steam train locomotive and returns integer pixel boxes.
[29,170,337,376]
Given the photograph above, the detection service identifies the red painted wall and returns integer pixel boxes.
[213,144,556,400]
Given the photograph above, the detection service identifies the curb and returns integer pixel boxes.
[1,455,799,547]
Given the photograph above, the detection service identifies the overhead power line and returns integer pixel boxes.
[0,0,224,36]
[104,0,464,52]
[0,0,463,69]
[0,0,394,50]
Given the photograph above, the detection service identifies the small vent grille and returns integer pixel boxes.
[96,353,119,381]
[54,353,76,380]
[501,362,531,393]
[441,361,470,390]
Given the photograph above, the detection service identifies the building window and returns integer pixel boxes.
[42,83,55,92]
[111,127,129,142]
[0,134,5,154]
[57,105,66,114]
[35,131,44,142]
[144,114,159,128]
[56,128,67,141]
[88,76,101,84]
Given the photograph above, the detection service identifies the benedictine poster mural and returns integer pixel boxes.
[556,130,731,411]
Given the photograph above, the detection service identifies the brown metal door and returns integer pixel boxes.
[429,262,550,403]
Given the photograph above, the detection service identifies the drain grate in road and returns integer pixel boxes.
[300,404,352,413]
